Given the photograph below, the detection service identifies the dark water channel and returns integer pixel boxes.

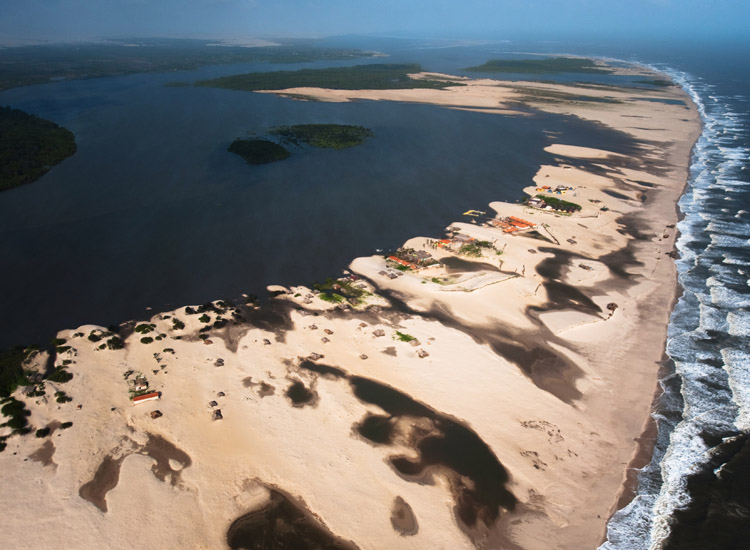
[0,46,639,348]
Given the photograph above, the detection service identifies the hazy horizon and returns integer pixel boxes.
[1,0,748,45]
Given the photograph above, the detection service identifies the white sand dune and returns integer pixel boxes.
[0,65,700,549]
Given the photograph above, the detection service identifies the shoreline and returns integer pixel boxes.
[0,62,702,549]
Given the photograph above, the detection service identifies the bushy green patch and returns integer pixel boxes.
[535,194,582,212]
[1,397,31,433]
[88,331,102,342]
[54,390,72,403]
[394,331,416,343]
[270,124,373,149]
[140,337,154,344]
[47,367,72,383]
[106,337,124,350]
[50,338,66,346]
[35,427,50,438]
[184,307,196,315]
[198,314,211,323]
[134,323,155,334]
[60,421,73,429]
[458,243,484,257]
[171,318,185,330]
[318,292,345,303]
[228,139,290,165]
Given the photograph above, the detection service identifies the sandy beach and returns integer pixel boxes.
[0,63,701,549]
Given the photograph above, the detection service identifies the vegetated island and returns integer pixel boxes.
[464,57,611,74]
[227,139,291,165]
[0,38,378,91]
[0,106,77,191]
[196,63,465,92]
[271,124,373,149]
[229,124,374,164]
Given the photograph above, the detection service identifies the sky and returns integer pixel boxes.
[0,0,748,44]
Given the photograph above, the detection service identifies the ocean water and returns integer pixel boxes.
[591,42,750,550]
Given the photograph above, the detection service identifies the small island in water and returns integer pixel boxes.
[228,124,374,164]
[227,139,291,165]
[271,124,373,149]
[0,106,76,191]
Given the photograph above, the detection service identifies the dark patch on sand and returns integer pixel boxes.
[29,439,56,468]
[540,280,602,315]
[603,189,632,201]
[237,300,296,343]
[258,382,276,397]
[358,281,584,403]
[79,433,191,511]
[79,455,125,512]
[381,346,398,357]
[391,496,418,536]
[227,487,360,550]
[285,380,316,407]
[140,433,191,486]
[441,256,502,273]
[350,376,516,538]
[242,376,255,388]
[299,360,347,379]
[355,414,395,444]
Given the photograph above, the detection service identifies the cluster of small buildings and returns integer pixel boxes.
[537,185,574,195]
[387,248,439,271]
[488,216,537,234]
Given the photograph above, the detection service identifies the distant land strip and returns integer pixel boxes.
[0,39,378,91]
[195,63,466,92]
[464,57,612,74]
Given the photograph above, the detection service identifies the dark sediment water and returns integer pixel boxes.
[0,50,640,349]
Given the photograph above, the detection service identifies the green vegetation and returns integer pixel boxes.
[0,106,77,191]
[50,338,66,346]
[35,427,50,438]
[394,331,416,343]
[270,124,373,149]
[197,64,464,92]
[0,347,33,398]
[47,366,73,383]
[140,337,154,344]
[465,57,611,75]
[134,323,155,334]
[228,139,291,165]
[0,39,377,92]
[535,194,582,212]
[198,314,211,323]
[55,390,72,403]
[458,243,484,257]
[106,337,124,350]
[61,421,73,429]
[171,318,185,330]
[1,397,31,433]
[319,292,345,304]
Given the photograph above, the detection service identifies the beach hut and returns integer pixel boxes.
[132,391,160,405]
